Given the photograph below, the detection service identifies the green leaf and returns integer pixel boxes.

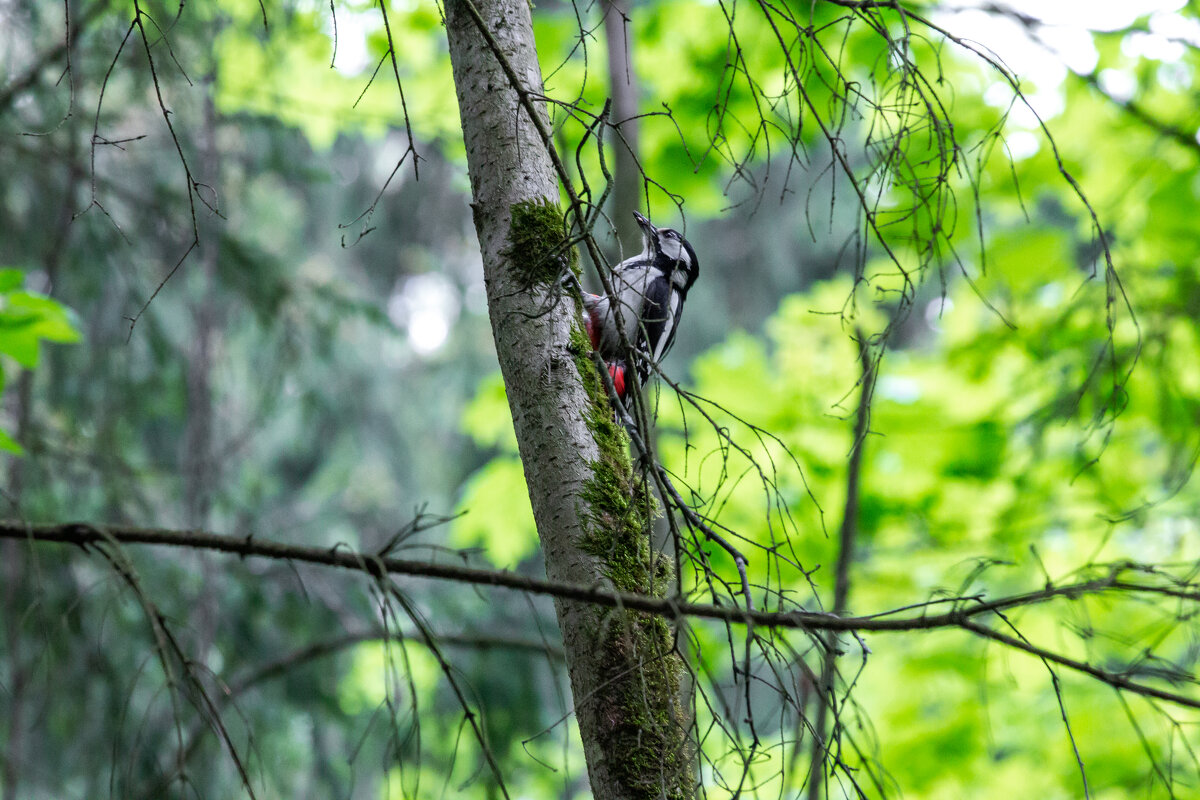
[461,373,517,451]
[452,456,537,565]
[0,427,24,455]
[0,290,82,368]
[0,269,26,293]
[7,293,83,343]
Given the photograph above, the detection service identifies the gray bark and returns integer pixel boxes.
[183,75,223,659]
[183,82,219,531]
[602,0,642,257]
[443,0,693,797]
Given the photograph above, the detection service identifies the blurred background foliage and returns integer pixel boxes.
[3,0,1200,797]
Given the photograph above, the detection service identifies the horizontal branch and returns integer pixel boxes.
[0,519,1188,630]
[5,520,1200,708]
[5,519,846,628]
[959,620,1200,709]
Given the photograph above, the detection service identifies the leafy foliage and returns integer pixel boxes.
[5,0,1200,797]
[0,268,79,452]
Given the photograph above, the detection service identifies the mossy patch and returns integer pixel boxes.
[571,322,660,593]
[594,610,692,800]
[505,198,578,287]
[569,325,693,799]
[516,220,692,798]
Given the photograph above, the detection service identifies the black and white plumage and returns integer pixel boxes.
[583,211,699,396]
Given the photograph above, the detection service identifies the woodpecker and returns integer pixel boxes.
[582,211,699,399]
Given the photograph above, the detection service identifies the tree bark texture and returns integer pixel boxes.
[602,0,643,257]
[443,1,694,798]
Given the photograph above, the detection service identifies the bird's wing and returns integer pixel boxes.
[634,276,680,382]
[603,265,655,348]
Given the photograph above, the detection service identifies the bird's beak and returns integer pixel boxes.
[632,210,655,233]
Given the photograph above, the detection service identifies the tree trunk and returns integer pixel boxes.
[443,1,694,798]
[183,73,223,658]
[602,0,642,257]
[2,119,82,800]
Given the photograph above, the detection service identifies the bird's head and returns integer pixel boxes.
[634,211,699,291]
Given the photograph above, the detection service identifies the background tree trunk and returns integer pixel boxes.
[183,72,223,663]
[182,83,220,533]
[602,0,642,257]
[443,0,694,797]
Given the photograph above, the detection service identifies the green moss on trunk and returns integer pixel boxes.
[508,199,693,799]
[572,311,693,800]
[505,198,578,287]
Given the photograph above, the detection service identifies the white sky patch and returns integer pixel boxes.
[1098,69,1138,103]
[935,1,1188,124]
[1037,281,1065,307]
[327,6,377,76]
[994,0,1184,30]
[934,8,1070,121]
[1149,10,1200,48]
[877,375,922,405]
[924,295,955,332]
[1004,129,1040,160]
[388,273,462,356]
[1124,31,1186,62]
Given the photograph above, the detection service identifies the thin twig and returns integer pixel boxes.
[806,328,875,800]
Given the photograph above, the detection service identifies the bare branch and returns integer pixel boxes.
[807,328,876,800]
[5,521,1200,714]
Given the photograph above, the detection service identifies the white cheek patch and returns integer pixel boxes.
[659,237,685,263]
